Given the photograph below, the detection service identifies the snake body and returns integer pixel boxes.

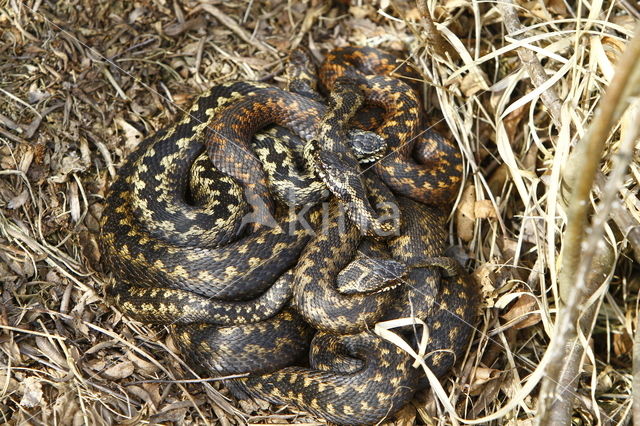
[235,331,418,425]
[291,177,401,334]
[321,46,463,205]
[230,195,477,424]
[98,46,477,425]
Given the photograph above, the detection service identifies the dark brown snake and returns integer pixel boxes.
[98,46,477,425]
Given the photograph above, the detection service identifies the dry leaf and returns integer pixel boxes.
[473,366,501,384]
[79,229,101,265]
[544,0,567,15]
[602,36,626,64]
[128,6,147,24]
[27,87,50,104]
[460,71,489,97]
[19,147,33,173]
[164,15,206,37]
[474,199,497,219]
[0,373,19,394]
[487,163,510,197]
[52,392,80,426]
[69,181,81,222]
[472,263,497,305]
[0,146,14,169]
[48,154,85,184]
[126,350,159,375]
[596,366,614,393]
[238,396,268,413]
[141,382,163,408]
[7,189,29,209]
[500,237,519,263]
[456,184,476,241]
[115,117,144,151]
[390,403,417,425]
[613,331,632,357]
[502,104,527,144]
[19,376,43,408]
[36,336,66,367]
[501,294,541,330]
[127,385,157,409]
[522,1,551,20]
[349,5,375,19]
[102,361,135,380]
[86,358,107,371]
[468,366,501,394]
[443,0,470,9]
[611,15,637,31]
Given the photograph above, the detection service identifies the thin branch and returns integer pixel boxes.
[544,99,640,424]
[197,4,277,56]
[537,23,640,424]
[595,172,640,263]
[498,0,563,126]
[619,0,640,19]
[416,0,457,59]
[545,242,614,424]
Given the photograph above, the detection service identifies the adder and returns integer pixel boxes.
[98,45,476,425]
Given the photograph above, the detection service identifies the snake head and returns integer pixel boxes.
[347,129,386,164]
[315,145,398,237]
[336,257,408,295]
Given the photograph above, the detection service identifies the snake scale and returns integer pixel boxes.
[98,46,478,425]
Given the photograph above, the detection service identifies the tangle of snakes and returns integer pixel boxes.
[98,45,479,425]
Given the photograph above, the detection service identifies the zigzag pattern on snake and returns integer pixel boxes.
[98,45,478,425]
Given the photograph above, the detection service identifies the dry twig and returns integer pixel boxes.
[415,0,456,59]
[498,0,563,126]
[538,23,640,424]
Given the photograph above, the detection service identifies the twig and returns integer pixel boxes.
[0,126,28,144]
[537,23,640,424]
[595,172,640,263]
[197,4,277,56]
[619,0,640,19]
[498,0,563,126]
[614,207,640,262]
[544,243,614,424]
[290,2,330,52]
[415,0,456,59]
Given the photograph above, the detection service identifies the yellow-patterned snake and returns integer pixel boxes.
[98,45,478,425]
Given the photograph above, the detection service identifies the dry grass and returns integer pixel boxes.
[1,0,638,424]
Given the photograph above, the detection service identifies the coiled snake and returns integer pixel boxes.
[98,46,478,425]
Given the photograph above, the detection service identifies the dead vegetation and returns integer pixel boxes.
[1,0,639,424]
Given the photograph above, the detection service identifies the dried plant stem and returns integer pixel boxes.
[537,24,640,424]
[596,172,640,263]
[416,0,455,58]
[544,244,613,424]
[198,4,277,56]
[619,0,640,19]
[498,0,562,126]
[611,203,640,262]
